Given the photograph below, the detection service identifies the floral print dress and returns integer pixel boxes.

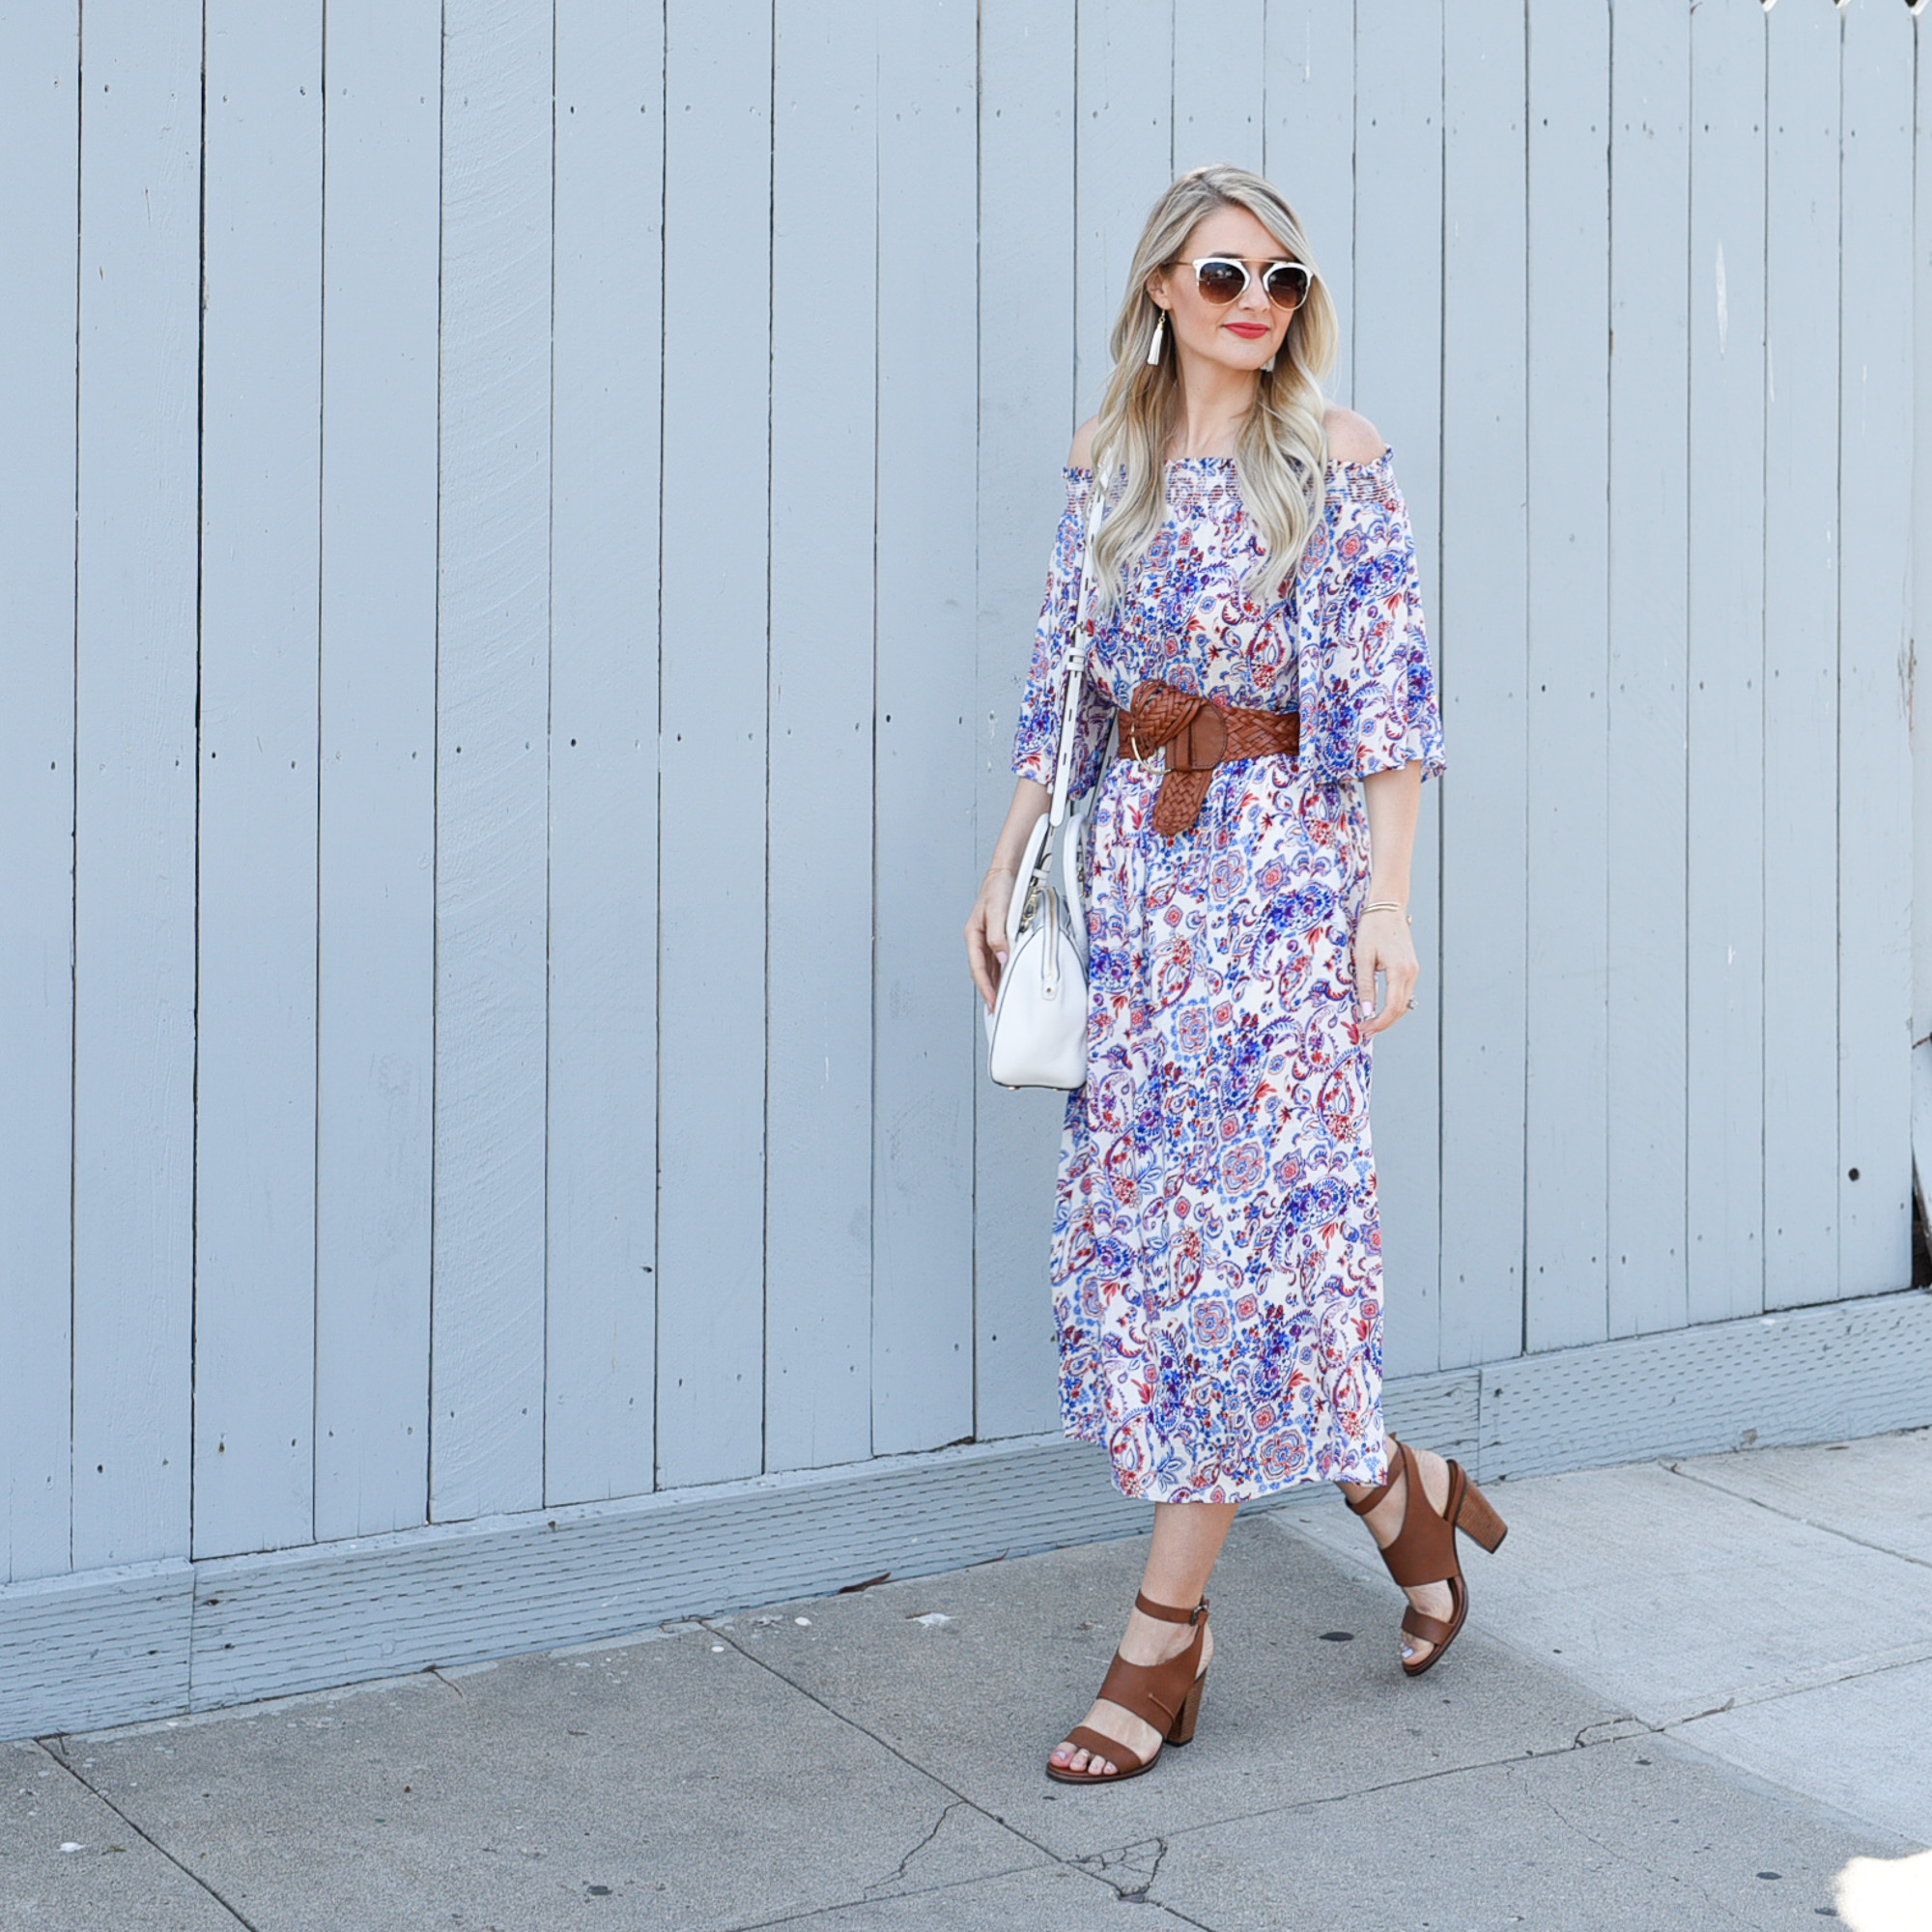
[1010,449,1444,1503]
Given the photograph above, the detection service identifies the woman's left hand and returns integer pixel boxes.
[1353,906,1417,1036]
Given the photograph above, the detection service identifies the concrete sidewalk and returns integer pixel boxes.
[4,1432,1928,1931]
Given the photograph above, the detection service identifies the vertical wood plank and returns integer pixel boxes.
[432,0,553,1520]
[655,0,770,1488]
[1437,1,1526,1371]
[1835,0,1916,1297]
[1263,0,1356,406]
[1762,0,1841,1310]
[192,0,324,1560]
[764,0,876,1471]
[1686,0,1768,1326]
[545,1,665,1506]
[1173,0,1264,174]
[1351,0,1443,1379]
[1917,14,1932,1066]
[0,2,79,1581]
[1605,0,1690,1339]
[872,0,979,1457]
[313,0,440,1542]
[974,0,1077,1442]
[1073,0,1175,415]
[71,0,201,1571]
[1524,0,1610,1353]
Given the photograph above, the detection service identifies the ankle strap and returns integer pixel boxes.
[1134,1590,1208,1626]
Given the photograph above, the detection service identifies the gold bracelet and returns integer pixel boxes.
[1361,898,1407,918]
[985,865,1018,878]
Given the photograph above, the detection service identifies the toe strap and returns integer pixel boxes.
[1058,1725,1148,1777]
[1400,1605,1454,1647]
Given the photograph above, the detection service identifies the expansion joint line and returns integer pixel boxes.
[1662,1461,1932,1574]
[34,1736,264,1931]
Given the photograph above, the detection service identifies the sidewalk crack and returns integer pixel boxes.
[863,1797,966,1893]
[1075,1833,1170,1901]
[36,1736,261,1931]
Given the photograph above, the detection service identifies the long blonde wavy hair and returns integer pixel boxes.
[1089,165,1339,615]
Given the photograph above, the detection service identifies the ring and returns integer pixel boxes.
[1406,999,1416,1012]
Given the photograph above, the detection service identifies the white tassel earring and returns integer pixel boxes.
[1146,311,1166,367]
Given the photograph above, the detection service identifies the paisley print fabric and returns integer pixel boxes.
[1009,450,1443,1502]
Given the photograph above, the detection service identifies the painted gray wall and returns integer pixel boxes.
[0,0,1922,1591]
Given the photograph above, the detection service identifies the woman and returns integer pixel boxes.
[964,165,1507,1785]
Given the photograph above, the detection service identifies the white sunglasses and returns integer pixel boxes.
[1172,255,1317,311]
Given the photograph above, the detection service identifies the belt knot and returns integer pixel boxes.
[1118,679,1300,838]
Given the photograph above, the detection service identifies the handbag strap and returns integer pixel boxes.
[1046,474,1109,832]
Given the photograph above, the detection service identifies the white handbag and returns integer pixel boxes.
[984,482,1108,1091]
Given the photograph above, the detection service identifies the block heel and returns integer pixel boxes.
[1165,1670,1206,1747]
[1456,1475,1509,1554]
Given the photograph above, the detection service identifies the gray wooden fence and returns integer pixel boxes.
[3,0,1929,1733]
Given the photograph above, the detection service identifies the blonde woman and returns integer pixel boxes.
[964,166,1507,1784]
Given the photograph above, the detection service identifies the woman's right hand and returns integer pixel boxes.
[965,868,1017,1013]
[970,778,1051,1014]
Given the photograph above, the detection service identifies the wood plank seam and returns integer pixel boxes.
[312,0,327,1546]
[428,0,446,1536]
[652,0,668,1498]
[543,0,555,1515]
[1518,0,1531,1364]
[762,0,775,1482]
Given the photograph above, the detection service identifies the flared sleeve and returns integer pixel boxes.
[1010,468,1115,802]
[1301,452,1447,782]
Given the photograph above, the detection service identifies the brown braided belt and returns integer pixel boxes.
[1118,679,1301,838]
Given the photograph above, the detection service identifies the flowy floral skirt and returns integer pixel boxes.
[1053,748,1390,1501]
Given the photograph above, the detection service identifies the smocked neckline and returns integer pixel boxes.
[1064,446,1395,479]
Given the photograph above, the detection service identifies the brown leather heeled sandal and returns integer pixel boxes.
[1346,1438,1507,1677]
[1045,1590,1210,1784]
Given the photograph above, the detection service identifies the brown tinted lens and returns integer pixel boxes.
[1264,263,1310,309]
[1194,259,1247,305]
